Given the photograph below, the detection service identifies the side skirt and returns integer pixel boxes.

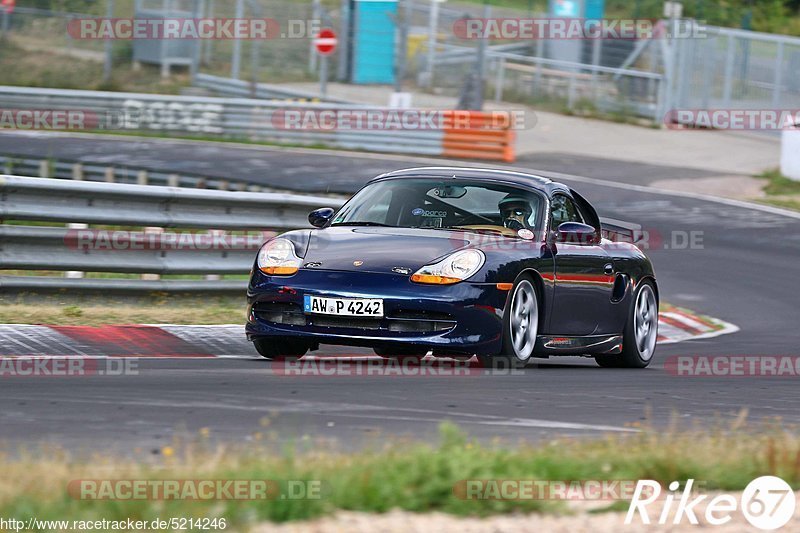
[535,335,623,356]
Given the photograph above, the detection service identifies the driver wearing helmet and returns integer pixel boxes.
[498,194,533,231]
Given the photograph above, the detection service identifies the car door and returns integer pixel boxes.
[547,193,616,336]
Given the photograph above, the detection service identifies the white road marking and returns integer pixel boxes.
[660,311,714,333]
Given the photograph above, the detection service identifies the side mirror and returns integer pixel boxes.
[556,222,598,245]
[308,207,335,228]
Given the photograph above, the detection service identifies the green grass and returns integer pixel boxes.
[0,39,188,94]
[0,422,799,527]
[755,169,800,212]
[760,197,800,211]
[0,298,246,325]
[759,169,800,196]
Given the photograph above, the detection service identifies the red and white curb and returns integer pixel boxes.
[0,307,738,358]
[657,306,740,344]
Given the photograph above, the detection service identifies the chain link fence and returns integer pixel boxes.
[1,0,799,127]
[671,25,800,114]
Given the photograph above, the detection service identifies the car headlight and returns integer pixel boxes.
[257,238,302,275]
[411,249,485,285]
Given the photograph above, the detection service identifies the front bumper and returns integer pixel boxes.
[246,269,508,354]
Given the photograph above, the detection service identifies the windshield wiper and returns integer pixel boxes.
[447,226,511,236]
[330,221,395,227]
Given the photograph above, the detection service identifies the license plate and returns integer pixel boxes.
[303,295,384,317]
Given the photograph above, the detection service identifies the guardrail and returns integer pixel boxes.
[0,174,346,293]
[0,85,517,162]
[0,154,255,191]
[194,73,352,104]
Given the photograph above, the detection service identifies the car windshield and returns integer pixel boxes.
[331,178,544,236]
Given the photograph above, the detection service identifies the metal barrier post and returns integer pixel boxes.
[65,223,88,279]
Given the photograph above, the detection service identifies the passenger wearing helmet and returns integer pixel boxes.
[498,194,533,231]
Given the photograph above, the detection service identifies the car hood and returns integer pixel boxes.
[302,226,474,274]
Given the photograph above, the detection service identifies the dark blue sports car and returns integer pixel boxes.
[246,167,658,368]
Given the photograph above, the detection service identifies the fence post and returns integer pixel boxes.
[422,0,440,88]
[137,170,148,185]
[168,174,180,187]
[567,72,576,110]
[722,34,735,109]
[190,0,203,80]
[590,38,601,101]
[39,160,49,178]
[772,41,784,109]
[533,38,544,96]
[309,0,321,73]
[72,163,84,181]
[1,6,10,37]
[230,0,244,79]
[203,0,214,65]
[494,58,505,102]
[103,0,115,82]
[105,167,116,183]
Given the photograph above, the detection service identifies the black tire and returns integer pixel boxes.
[594,354,625,368]
[595,280,658,369]
[477,275,540,369]
[252,338,309,360]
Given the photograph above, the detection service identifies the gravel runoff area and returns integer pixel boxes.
[257,492,800,533]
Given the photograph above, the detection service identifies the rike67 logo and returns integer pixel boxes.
[626,477,796,530]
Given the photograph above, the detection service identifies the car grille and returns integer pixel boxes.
[252,302,307,326]
[253,302,456,334]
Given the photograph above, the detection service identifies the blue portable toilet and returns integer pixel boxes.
[348,0,397,84]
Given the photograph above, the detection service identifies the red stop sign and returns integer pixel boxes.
[1,0,16,13]
[313,28,337,56]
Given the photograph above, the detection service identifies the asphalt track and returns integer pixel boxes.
[1,131,800,454]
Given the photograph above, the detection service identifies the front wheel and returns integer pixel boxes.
[478,276,539,369]
[595,280,658,368]
[252,338,309,360]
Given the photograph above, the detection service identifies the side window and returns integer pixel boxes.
[550,194,583,229]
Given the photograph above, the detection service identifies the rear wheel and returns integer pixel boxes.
[595,280,658,368]
[477,276,539,369]
[253,338,309,360]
